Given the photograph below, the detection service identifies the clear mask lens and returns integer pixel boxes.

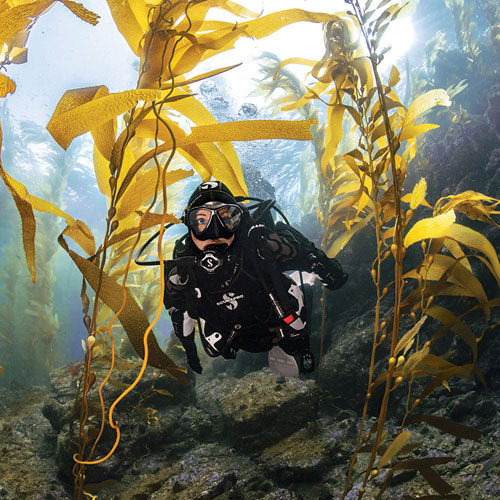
[187,204,242,236]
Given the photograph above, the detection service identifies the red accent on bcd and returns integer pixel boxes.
[283,314,295,324]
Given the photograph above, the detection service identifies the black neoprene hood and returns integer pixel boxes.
[185,181,237,211]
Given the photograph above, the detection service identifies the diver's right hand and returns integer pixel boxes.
[187,355,203,374]
[183,337,203,374]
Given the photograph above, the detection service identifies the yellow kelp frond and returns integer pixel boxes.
[138,111,283,145]
[434,191,500,226]
[0,0,53,46]
[1,163,99,270]
[184,118,316,143]
[399,122,440,143]
[58,233,186,383]
[128,118,316,199]
[377,431,411,470]
[63,220,96,256]
[443,238,471,272]
[163,88,219,126]
[404,254,489,320]
[93,145,112,197]
[395,316,428,357]
[0,160,36,281]
[105,211,180,250]
[409,178,427,210]
[446,224,500,284]
[58,0,99,25]
[231,8,339,39]
[161,63,242,90]
[426,305,478,362]
[403,89,451,127]
[404,210,456,248]
[0,365,3,375]
[26,190,74,223]
[180,142,243,195]
[407,415,482,442]
[273,58,318,79]
[4,45,27,63]
[321,105,345,177]
[137,211,181,228]
[2,29,29,60]
[280,81,329,112]
[162,91,246,193]
[0,0,98,47]
[92,105,117,161]
[0,72,16,96]
[116,168,193,220]
[326,213,374,258]
[139,3,341,89]
[1,120,99,277]
[219,1,260,18]
[105,0,146,55]
[47,87,161,150]
[141,25,247,88]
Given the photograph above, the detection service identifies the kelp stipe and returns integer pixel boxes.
[266,0,500,498]
[66,4,204,494]
[325,3,499,499]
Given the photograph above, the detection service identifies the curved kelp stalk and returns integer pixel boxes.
[0,0,347,497]
[270,1,500,498]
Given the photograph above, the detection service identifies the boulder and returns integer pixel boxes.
[197,369,317,451]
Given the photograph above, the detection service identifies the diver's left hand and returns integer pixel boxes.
[247,223,268,241]
[308,252,348,290]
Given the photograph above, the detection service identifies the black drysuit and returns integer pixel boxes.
[163,219,347,366]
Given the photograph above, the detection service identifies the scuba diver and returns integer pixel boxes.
[151,181,348,377]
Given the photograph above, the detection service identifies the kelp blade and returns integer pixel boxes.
[58,233,187,384]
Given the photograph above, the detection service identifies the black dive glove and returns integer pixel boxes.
[307,251,348,290]
[184,339,202,374]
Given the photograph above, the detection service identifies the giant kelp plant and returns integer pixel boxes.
[0,1,346,497]
[267,1,500,498]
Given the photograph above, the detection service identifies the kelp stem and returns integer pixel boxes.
[72,1,190,497]
[340,86,386,499]
[341,2,406,498]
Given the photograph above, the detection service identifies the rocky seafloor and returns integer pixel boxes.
[1,310,499,500]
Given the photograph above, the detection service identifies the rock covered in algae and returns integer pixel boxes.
[258,420,353,482]
[196,368,316,451]
[319,309,387,411]
[0,386,70,500]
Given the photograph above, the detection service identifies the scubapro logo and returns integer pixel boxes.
[200,181,218,190]
[217,292,243,310]
[199,251,222,273]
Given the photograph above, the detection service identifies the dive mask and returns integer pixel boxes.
[185,201,243,240]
